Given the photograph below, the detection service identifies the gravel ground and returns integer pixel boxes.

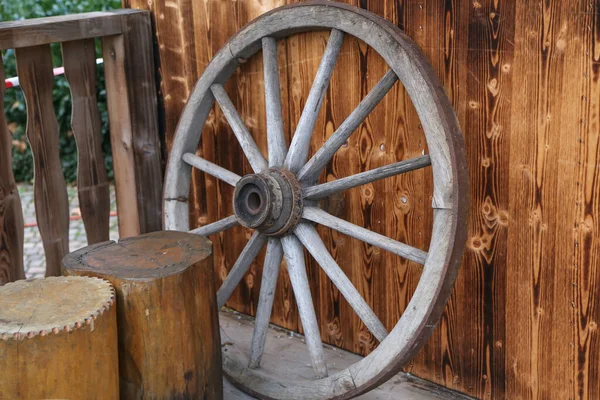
[19,184,119,278]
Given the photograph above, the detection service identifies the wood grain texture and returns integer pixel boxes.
[302,155,431,200]
[284,28,344,173]
[461,1,513,397]
[505,2,593,399]
[0,61,25,285]
[127,0,600,398]
[62,39,110,245]
[63,231,222,400]
[102,34,140,238]
[280,234,328,378]
[249,238,283,369]
[0,276,119,400]
[15,45,69,277]
[190,214,239,236]
[117,12,163,234]
[571,3,600,398]
[0,10,143,50]
[183,152,242,187]
[297,68,399,184]
[211,83,269,172]
[263,36,288,167]
[302,206,427,264]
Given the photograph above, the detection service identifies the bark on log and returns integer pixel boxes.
[0,276,119,399]
[63,230,222,400]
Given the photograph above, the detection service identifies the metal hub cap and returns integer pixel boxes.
[233,168,303,236]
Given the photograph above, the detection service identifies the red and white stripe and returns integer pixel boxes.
[4,75,19,88]
[5,58,103,89]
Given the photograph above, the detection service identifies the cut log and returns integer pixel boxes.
[62,230,222,400]
[0,276,119,399]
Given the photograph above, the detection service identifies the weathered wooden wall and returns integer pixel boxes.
[124,0,600,398]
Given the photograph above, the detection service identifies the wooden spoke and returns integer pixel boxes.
[217,231,267,308]
[182,153,241,187]
[294,223,388,342]
[297,69,399,183]
[281,234,328,378]
[190,215,239,237]
[249,238,283,369]
[262,37,287,167]
[211,84,268,173]
[284,29,344,173]
[303,155,431,200]
[303,207,428,264]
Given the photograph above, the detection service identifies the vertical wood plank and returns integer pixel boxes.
[15,44,69,277]
[431,0,471,393]
[545,4,580,399]
[367,0,405,362]
[118,12,163,234]
[385,0,443,386]
[447,0,515,397]
[554,4,586,399]
[572,3,600,398]
[0,60,25,284]
[62,38,110,244]
[506,1,580,399]
[101,34,140,238]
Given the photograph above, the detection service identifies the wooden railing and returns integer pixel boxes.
[0,10,163,282]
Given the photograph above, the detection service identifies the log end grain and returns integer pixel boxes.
[62,230,212,279]
[0,276,119,399]
[0,276,115,339]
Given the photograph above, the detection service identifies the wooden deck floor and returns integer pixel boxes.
[220,312,470,399]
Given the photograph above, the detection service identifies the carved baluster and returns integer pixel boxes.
[0,61,25,284]
[62,39,110,244]
[16,45,69,276]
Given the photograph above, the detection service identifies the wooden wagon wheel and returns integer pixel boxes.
[163,2,469,399]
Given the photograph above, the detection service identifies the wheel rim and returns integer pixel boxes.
[163,2,469,399]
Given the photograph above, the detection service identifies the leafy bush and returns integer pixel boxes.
[2,0,121,183]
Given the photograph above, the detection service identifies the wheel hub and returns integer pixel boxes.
[233,168,303,236]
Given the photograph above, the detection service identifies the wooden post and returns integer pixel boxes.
[101,11,163,238]
[102,33,141,238]
[0,276,119,399]
[119,12,163,236]
[0,61,25,284]
[63,231,222,400]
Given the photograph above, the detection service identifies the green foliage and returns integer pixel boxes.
[2,0,121,183]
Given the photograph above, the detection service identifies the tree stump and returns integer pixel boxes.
[63,230,222,400]
[0,276,119,399]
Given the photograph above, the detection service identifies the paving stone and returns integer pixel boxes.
[18,184,119,278]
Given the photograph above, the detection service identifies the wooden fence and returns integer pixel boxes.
[125,0,600,399]
[0,10,163,281]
